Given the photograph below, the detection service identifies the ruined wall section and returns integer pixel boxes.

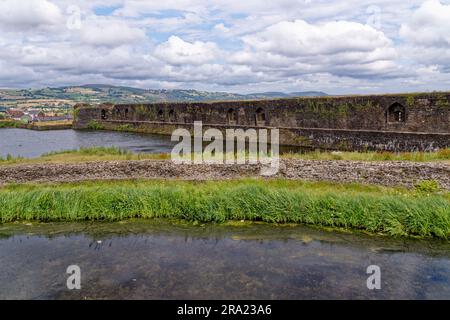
[73,92,450,151]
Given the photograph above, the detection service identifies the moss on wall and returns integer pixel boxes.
[406,95,415,108]
[74,92,450,140]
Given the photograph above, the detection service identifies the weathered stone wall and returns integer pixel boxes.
[73,92,450,151]
[2,159,449,190]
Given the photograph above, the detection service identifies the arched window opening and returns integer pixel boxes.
[124,108,129,119]
[168,110,176,122]
[101,109,107,120]
[255,107,266,125]
[387,103,406,123]
[158,110,164,121]
[227,108,238,124]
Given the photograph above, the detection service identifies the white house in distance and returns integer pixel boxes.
[6,109,45,123]
[23,110,46,123]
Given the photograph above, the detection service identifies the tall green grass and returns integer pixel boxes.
[0,147,170,166]
[0,121,20,128]
[0,180,449,239]
[283,148,450,162]
[41,146,131,157]
[0,154,24,163]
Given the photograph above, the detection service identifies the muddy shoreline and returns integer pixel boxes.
[1,159,449,190]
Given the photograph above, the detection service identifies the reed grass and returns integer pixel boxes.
[0,179,448,239]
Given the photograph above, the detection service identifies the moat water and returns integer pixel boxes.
[1,128,449,300]
[0,128,304,159]
[0,128,177,158]
[0,220,449,300]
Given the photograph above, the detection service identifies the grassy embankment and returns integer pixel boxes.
[0,179,449,239]
[1,146,449,166]
[28,120,73,130]
[0,120,20,128]
[0,120,72,130]
[0,147,169,165]
[285,148,450,162]
[0,147,448,238]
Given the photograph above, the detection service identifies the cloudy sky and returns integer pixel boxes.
[0,0,449,94]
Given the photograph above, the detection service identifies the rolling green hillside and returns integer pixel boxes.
[0,84,328,105]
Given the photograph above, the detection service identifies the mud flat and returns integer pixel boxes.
[1,159,449,190]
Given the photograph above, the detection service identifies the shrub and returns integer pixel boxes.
[87,120,104,130]
[415,180,440,193]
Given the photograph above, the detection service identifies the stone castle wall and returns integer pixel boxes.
[73,92,450,151]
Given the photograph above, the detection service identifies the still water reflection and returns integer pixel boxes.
[0,129,176,158]
[0,128,305,159]
[0,220,449,300]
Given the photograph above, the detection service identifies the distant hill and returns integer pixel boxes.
[0,84,328,105]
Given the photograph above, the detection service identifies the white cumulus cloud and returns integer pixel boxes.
[0,0,449,94]
[233,19,399,78]
[154,36,221,66]
[79,20,147,47]
[0,0,63,30]
[243,20,393,57]
[400,0,450,47]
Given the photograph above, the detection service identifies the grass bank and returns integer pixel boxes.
[283,148,450,162]
[28,120,73,130]
[0,120,72,130]
[0,147,169,165]
[0,120,20,128]
[0,179,449,239]
[0,146,449,166]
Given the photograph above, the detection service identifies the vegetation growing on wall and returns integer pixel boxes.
[87,120,105,130]
[72,107,80,119]
[73,92,450,149]
[135,104,152,118]
[436,96,450,108]
[117,124,133,131]
[406,95,415,108]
